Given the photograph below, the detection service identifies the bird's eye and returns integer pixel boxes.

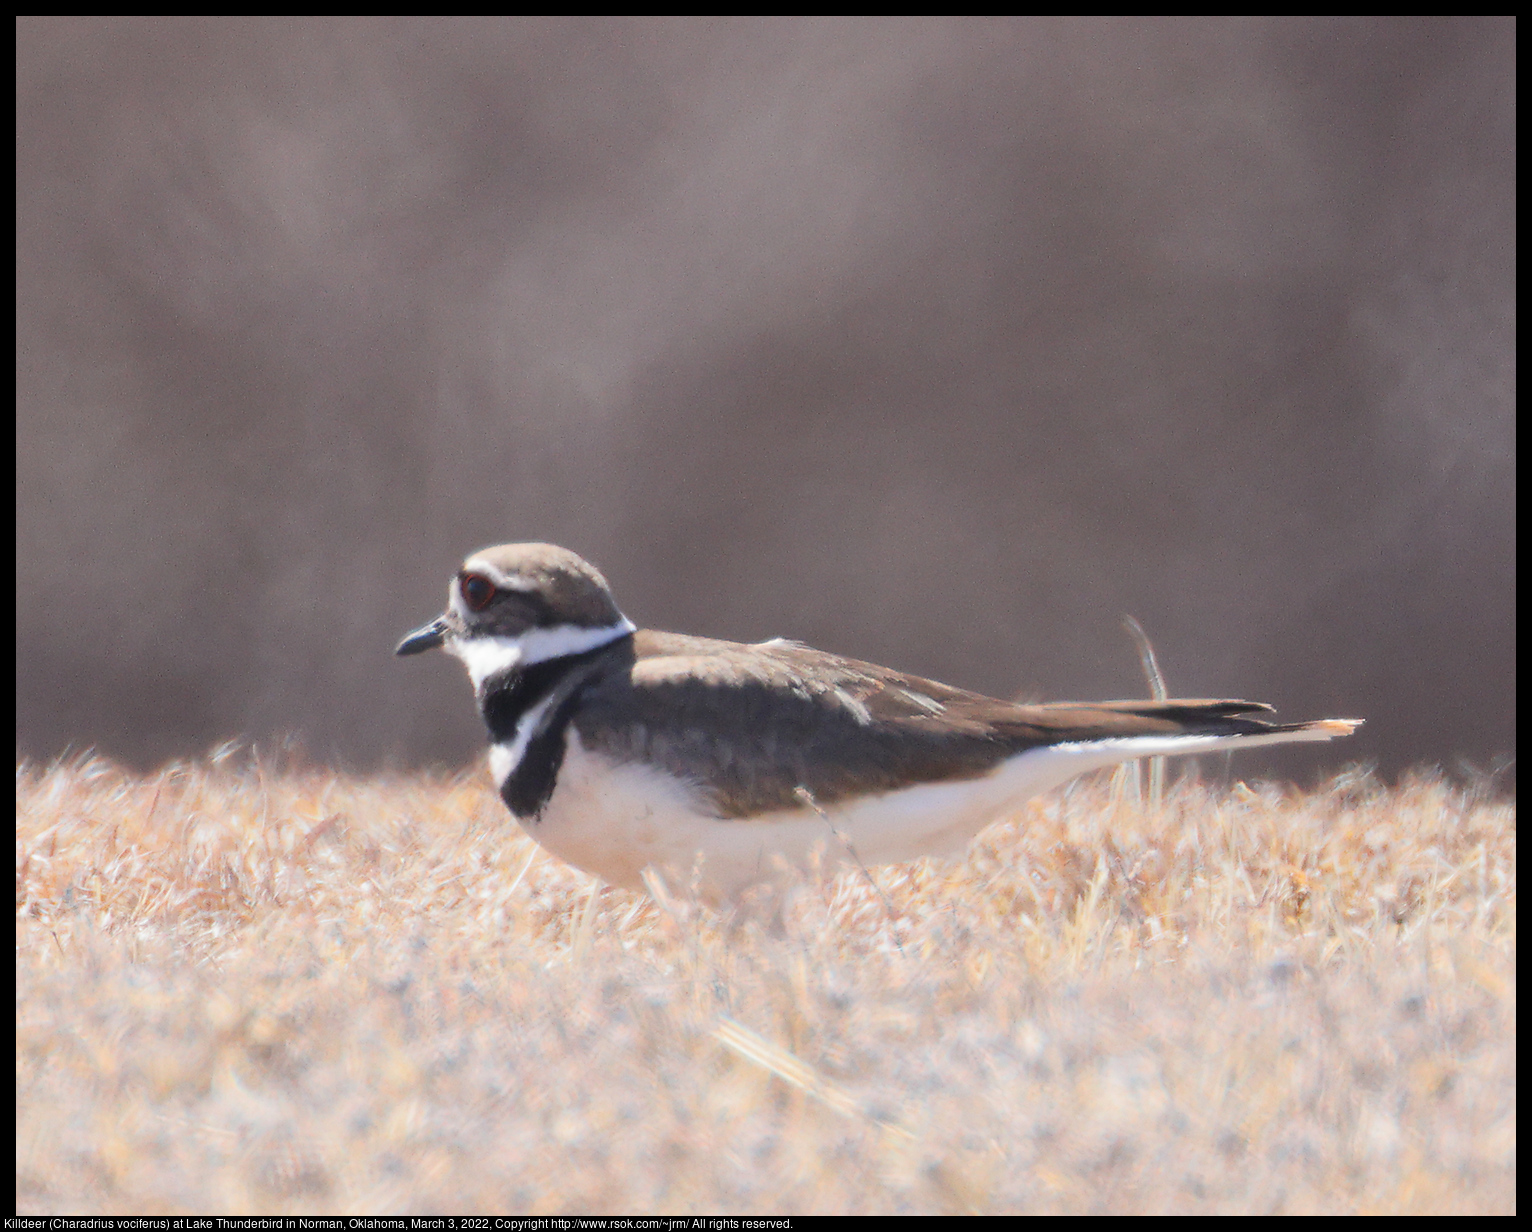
[461,574,496,611]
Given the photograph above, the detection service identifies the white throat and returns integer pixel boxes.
[447,617,636,690]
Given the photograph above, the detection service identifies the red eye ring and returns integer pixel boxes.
[460,574,496,611]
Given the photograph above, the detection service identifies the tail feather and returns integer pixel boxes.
[1022,699,1362,745]
[1083,698,1277,720]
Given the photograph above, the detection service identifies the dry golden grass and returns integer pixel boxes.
[16,749,1515,1215]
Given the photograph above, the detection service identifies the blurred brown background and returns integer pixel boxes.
[16,17,1515,781]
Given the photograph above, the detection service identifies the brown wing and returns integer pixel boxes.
[572,631,1324,818]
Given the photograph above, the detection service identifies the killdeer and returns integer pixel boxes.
[398,543,1360,904]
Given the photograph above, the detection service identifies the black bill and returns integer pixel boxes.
[396,616,450,656]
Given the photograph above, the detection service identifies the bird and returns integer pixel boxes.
[397,543,1360,905]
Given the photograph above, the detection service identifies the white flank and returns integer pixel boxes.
[448,618,636,690]
[518,723,1359,906]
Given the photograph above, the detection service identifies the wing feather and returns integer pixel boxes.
[571,630,1346,818]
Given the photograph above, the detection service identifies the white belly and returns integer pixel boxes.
[514,729,1174,905]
